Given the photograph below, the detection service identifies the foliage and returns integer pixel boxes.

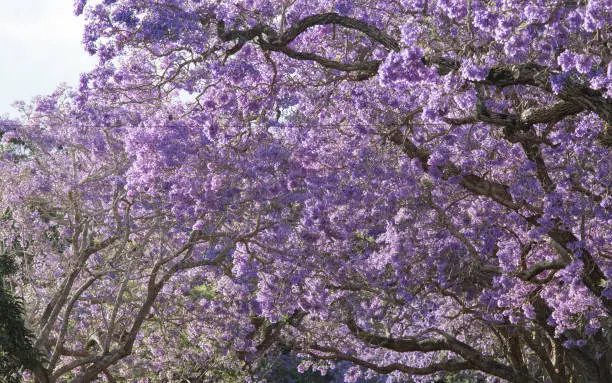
[1,1,611,382]
[0,249,42,381]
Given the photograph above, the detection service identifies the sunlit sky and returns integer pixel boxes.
[0,1,96,117]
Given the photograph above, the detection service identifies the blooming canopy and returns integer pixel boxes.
[1,0,611,382]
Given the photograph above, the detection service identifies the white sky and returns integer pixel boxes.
[0,0,96,118]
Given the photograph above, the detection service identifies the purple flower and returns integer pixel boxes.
[74,0,87,15]
[550,73,568,94]
[334,0,353,15]
[192,220,205,231]
[523,5,548,23]
[112,8,139,28]
[522,304,536,320]
[574,54,594,74]
[474,9,497,32]
[461,60,490,81]
[558,50,576,71]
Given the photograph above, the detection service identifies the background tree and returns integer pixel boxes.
[0,231,43,381]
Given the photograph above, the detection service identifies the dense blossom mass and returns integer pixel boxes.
[1,0,611,382]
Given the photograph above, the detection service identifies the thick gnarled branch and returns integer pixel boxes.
[215,12,398,77]
[277,13,400,52]
[455,60,609,123]
[310,344,473,375]
[343,318,541,382]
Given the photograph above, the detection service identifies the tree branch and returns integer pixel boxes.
[344,318,541,382]
[216,12,398,78]
[430,58,611,124]
[277,13,400,52]
[309,344,473,375]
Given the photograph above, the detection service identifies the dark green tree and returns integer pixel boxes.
[0,250,42,382]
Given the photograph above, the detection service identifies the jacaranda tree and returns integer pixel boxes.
[1,0,610,382]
